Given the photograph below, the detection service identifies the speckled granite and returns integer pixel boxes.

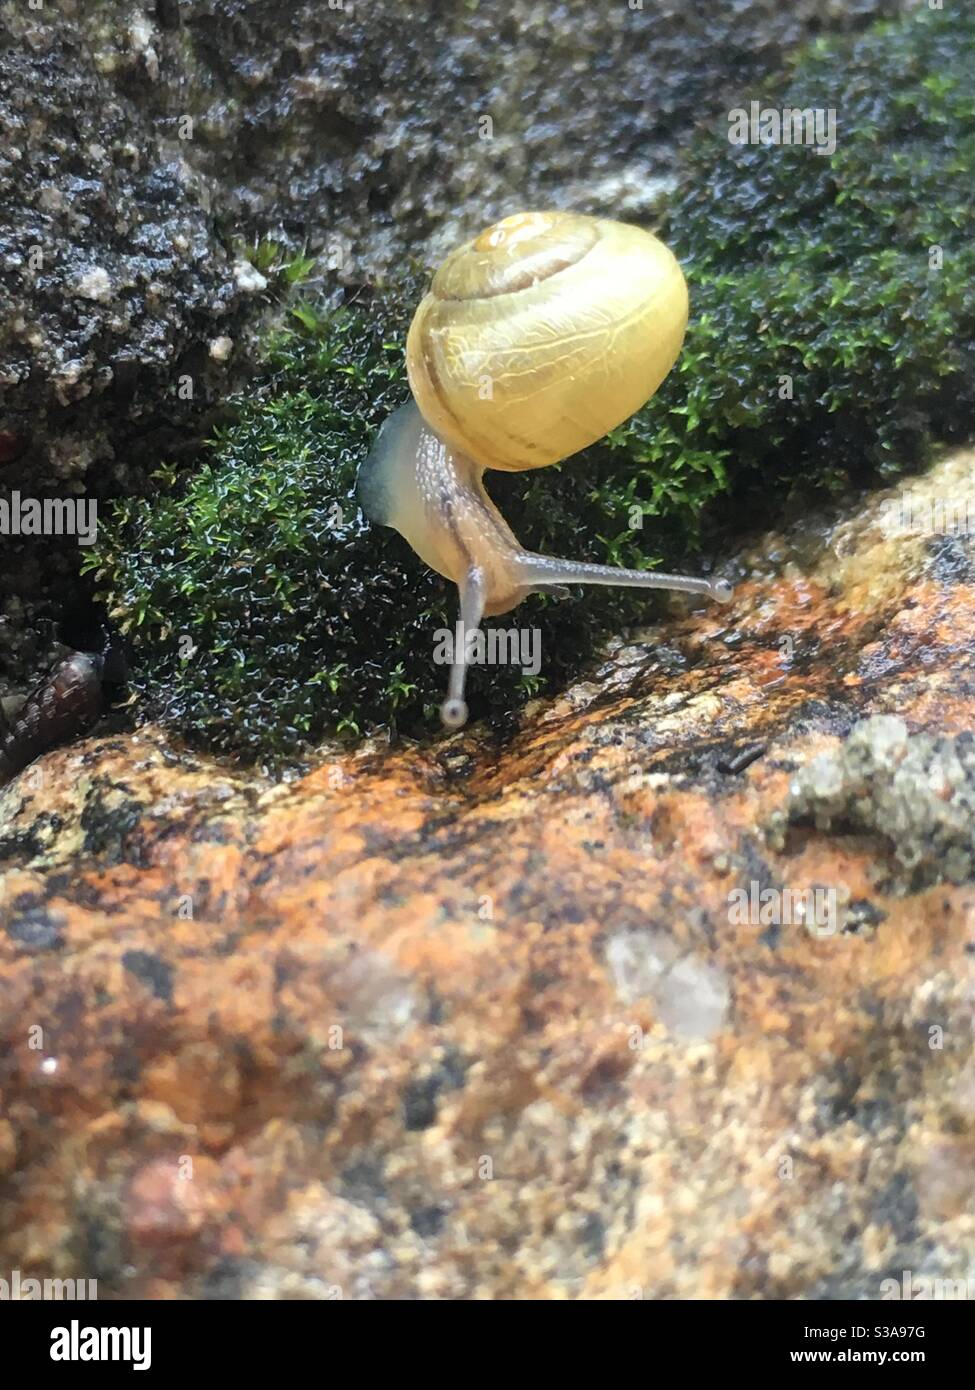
[2,448,975,1297]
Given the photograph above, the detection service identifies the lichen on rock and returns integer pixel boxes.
[777,716,975,891]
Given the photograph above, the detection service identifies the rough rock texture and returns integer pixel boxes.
[0,0,262,691]
[0,0,902,695]
[2,447,975,1299]
[102,0,902,273]
[0,4,257,496]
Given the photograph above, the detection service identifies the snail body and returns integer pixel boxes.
[0,651,104,787]
[357,211,731,728]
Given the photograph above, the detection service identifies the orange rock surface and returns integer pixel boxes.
[2,451,975,1299]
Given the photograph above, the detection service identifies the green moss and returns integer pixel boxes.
[87,7,975,759]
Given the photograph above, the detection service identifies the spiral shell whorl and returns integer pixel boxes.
[430,211,598,301]
[406,210,689,473]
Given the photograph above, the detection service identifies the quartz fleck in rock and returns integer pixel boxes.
[208,335,234,363]
[73,267,112,303]
[606,929,730,1041]
[233,261,268,295]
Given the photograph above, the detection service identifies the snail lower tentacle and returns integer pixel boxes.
[515,554,734,604]
[0,651,104,786]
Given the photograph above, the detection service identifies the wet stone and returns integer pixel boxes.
[2,448,975,1297]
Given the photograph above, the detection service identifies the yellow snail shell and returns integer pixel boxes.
[406,210,689,472]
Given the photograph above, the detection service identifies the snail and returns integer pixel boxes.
[0,652,104,786]
[0,627,125,787]
[357,210,732,728]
